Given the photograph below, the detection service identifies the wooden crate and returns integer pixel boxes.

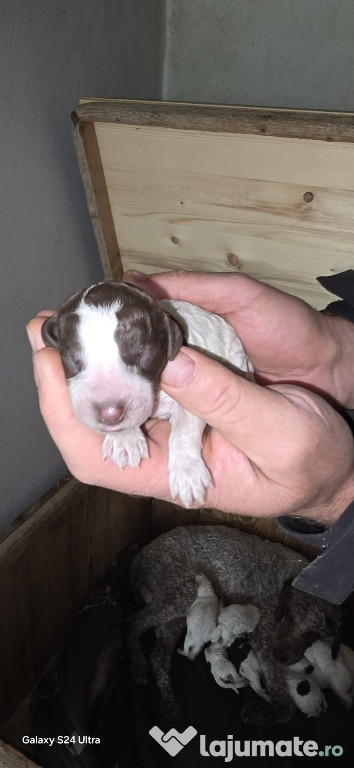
[4,100,354,764]
[73,99,354,308]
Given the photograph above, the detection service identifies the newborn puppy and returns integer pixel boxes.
[304,640,353,709]
[204,641,247,693]
[286,672,327,718]
[238,648,271,703]
[178,573,219,660]
[211,603,260,647]
[41,280,253,506]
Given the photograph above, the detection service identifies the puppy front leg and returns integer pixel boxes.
[102,427,148,468]
[168,404,212,507]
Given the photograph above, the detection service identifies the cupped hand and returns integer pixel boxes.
[27,312,354,523]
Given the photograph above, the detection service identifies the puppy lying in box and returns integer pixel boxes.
[41,280,253,507]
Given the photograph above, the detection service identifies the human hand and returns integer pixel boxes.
[126,270,354,409]
[27,310,354,523]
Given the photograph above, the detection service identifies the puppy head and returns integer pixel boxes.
[272,579,342,665]
[41,281,184,432]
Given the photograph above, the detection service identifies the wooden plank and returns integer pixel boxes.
[95,122,354,189]
[0,478,151,724]
[73,99,354,143]
[93,121,354,308]
[71,100,354,309]
[72,120,122,279]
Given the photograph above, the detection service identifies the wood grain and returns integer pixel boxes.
[91,120,354,307]
[73,99,354,143]
[71,100,354,309]
[72,121,122,279]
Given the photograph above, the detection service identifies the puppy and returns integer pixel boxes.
[41,280,253,507]
[237,647,270,703]
[286,672,327,718]
[178,573,219,660]
[211,603,260,647]
[304,640,353,709]
[204,641,247,693]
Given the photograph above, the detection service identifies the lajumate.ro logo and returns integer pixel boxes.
[149,725,344,760]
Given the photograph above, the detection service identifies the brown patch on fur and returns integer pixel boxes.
[41,288,86,378]
[41,280,185,382]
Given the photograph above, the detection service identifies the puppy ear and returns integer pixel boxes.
[163,311,185,360]
[41,314,59,349]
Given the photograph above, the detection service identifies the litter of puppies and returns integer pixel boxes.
[126,524,353,723]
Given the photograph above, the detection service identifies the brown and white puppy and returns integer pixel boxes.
[41,280,253,507]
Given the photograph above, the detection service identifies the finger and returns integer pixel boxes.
[26,312,56,353]
[31,346,93,447]
[160,346,318,471]
[122,269,264,313]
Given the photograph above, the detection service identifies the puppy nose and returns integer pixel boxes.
[95,402,125,426]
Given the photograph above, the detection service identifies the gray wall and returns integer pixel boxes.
[0,0,164,529]
[3,0,354,530]
[164,0,354,109]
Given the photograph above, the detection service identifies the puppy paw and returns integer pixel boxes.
[169,457,213,507]
[102,428,148,468]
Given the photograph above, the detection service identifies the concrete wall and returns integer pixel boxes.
[0,0,164,529]
[164,0,354,109]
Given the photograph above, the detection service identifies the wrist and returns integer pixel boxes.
[310,469,354,527]
[326,315,354,409]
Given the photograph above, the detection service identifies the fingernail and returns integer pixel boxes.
[161,351,195,387]
[26,325,36,352]
[33,354,42,385]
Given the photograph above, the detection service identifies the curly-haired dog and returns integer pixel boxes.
[125,525,341,722]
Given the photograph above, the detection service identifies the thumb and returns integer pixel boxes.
[160,347,307,466]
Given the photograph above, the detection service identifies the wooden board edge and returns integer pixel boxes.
[71,118,122,280]
[72,99,354,143]
[0,477,83,561]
